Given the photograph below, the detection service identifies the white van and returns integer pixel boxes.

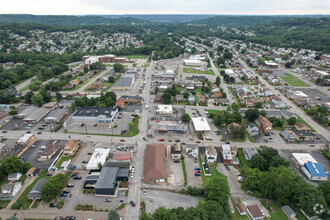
[40,146,46,150]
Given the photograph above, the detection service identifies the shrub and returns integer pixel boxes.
[88,189,91,193]
[125,190,128,196]
[58,205,62,209]
[83,207,87,211]
[105,209,109,212]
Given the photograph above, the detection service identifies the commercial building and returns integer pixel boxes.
[155,122,187,132]
[16,106,50,123]
[183,60,206,66]
[289,130,316,141]
[169,144,181,160]
[0,182,23,200]
[16,134,36,148]
[291,153,318,167]
[94,167,119,196]
[112,77,134,91]
[58,100,75,108]
[38,141,60,161]
[72,107,118,124]
[157,105,173,115]
[301,163,328,181]
[153,70,175,79]
[144,144,166,184]
[44,108,68,122]
[28,178,48,200]
[42,102,58,110]
[117,95,143,104]
[264,61,278,68]
[86,148,111,170]
[111,152,133,161]
[192,117,212,140]
[83,54,117,64]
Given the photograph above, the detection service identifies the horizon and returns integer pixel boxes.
[1,13,329,16]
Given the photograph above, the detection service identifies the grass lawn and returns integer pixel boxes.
[280,73,310,87]
[237,149,249,168]
[261,200,287,220]
[181,157,187,186]
[18,174,27,184]
[183,68,215,75]
[292,207,308,220]
[11,171,47,210]
[232,197,249,220]
[126,55,149,59]
[55,154,74,169]
[246,132,256,143]
[198,155,225,186]
[18,84,31,93]
[231,137,246,142]
[297,116,316,132]
[207,109,220,115]
[273,126,285,131]
[0,200,10,208]
[121,116,140,137]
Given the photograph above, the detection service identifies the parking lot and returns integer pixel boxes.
[63,112,132,135]
[20,139,66,169]
[184,156,203,188]
[166,160,184,186]
[141,190,199,214]
[298,88,330,106]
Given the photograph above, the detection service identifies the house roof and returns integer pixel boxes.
[144,144,166,180]
[192,117,211,131]
[304,163,328,177]
[29,178,48,194]
[247,205,263,218]
[43,142,60,156]
[236,203,246,213]
[207,146,217,156]
[65,140,77,150]
[295,122,309,129]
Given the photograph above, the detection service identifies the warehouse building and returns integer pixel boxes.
[16,106,51,123]
[72,107,118,124]
[86,148,111,170]
[95,167,119,196]
[144,144,166,184]
[301,163,328,181]
[112,77,134,91]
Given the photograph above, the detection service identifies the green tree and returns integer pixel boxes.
[108,210,120,220]
[161,93,172,104]
[250,154,268,171]
[1,155,23,175]
[183,91,189,99]
[241,167,264,191]
[55,92,62,102]
[98,162,103,170]
[153,206,178,220]
[41,174,65,202]
[318,180,330,206]
[182,113,191,124]
[287,117,297,125]
[154,86,159,94]
[204,176,230,207]
[254,102,263,108]
[108,76,115,83]
[22,162,32,174]
[31,93,44,107]
[25,91,34,104]
[223,51,233,60]
[231,102,240,110]
[245,108,259,122]
[215,76,221,86]
[113,63,125,73]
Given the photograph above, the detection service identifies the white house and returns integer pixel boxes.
[8,173,22,181]
[0,182,23,200]
[247,123,259,136]
[206,146,218,163]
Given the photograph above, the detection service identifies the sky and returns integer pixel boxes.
[1,0,329,15]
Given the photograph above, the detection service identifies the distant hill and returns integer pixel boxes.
[191,15,330,27]
[98,14,217,23]
[0,14,146,25]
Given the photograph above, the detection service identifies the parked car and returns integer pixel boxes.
[37,132,42,134]
[196,141,201,143]
[143,137,148,141]
[65,217,77,220]
[195,158,198,163]
[63,190,70,194]
[156,120,160,122]
[143,190,146,195]
[73,176,82,180]
[72,171,79,175]
[174,160,180,163]
[2,131,7,133]
[60,193,68,197]
[130,201,136,207]
[46,173,53,176]
[104,198,112,202]
[268,204,275,212]
[175,140,180,142]
[120,139,125,142]
[82,160,88,163]
[87,152,93,155]
[26,131,31,133]
[158,138,165,141]
[49,203,59,208]
[66,183,74,187]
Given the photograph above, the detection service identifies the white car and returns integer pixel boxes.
[143,190,146,195]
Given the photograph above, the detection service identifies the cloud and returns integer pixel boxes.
[0,0,329,15]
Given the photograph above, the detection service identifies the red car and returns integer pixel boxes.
[120,139,125,142]
[268,204,275,212]
[156,120,160,122]
[196,141,201,143]
[158,138,165,141]
[72,171,79,175]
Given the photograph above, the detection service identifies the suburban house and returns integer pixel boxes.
[8,173,22,181]
[63,140,78,156]
[185,144,198,158]
[236,203,247,215]
[26,168,39,177]
[280,130,296,142]
[247,123,259,136]
[206,146,218,163]
[188,94,195,104]
[221,144,233,164]
[0,182,23,200]
[176,95,185,102]
[144,144,166,184]
[243,148,258,160]
[28,178,48,200]
[255,115,273,134]
[246,205,264,220]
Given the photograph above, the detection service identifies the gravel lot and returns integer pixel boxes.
[141,190,199,214]
[184,156,203,188]
[166,160,184,186]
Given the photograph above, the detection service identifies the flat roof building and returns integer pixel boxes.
[72,107,118,124]
[16,134,36,148]
[95,167,119,196]
[301,163,328,181]
[86,148,111,170]
[44,108,68,122]
[112,77,134,91]
[157,105,173,115]
[292,153,317,167]
[192,117,212,140]
[17,106,51,123]
[155,122,187,132]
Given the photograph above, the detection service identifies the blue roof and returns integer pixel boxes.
[304,163,328,177]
